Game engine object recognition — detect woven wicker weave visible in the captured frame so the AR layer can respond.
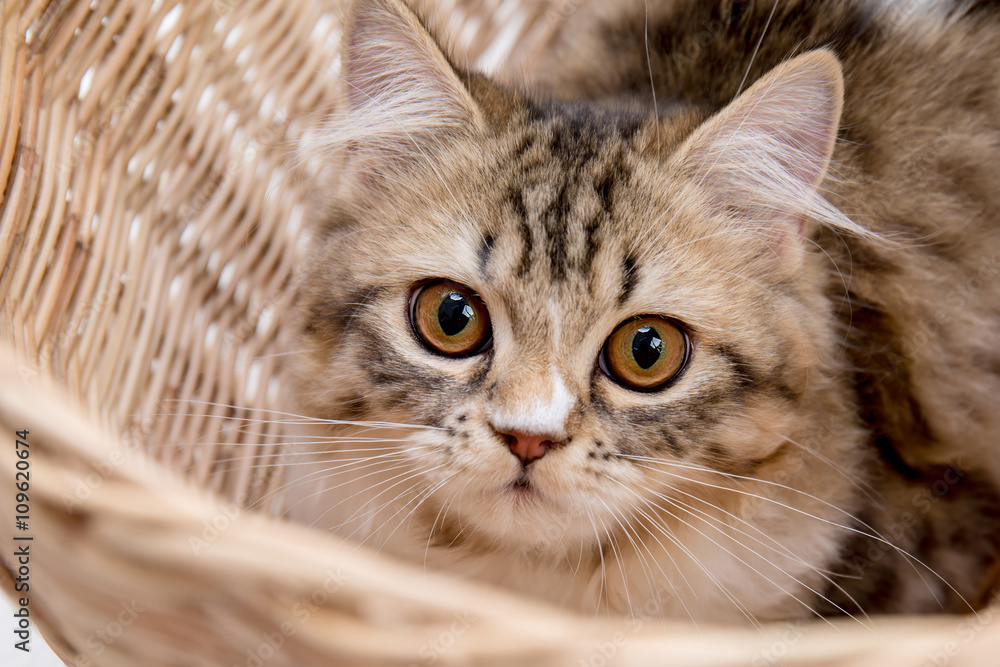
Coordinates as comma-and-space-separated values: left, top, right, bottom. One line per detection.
2, 1, 1000, 665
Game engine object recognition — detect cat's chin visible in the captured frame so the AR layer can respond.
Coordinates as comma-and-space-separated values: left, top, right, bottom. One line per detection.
421, 471, 616, 556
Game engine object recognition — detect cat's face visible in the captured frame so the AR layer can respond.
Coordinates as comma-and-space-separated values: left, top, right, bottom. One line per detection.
292, 0, 866, 617
302, 104, 827, 543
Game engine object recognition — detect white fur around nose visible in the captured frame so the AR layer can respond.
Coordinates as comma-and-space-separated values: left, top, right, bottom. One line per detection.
491, 368, 574, 437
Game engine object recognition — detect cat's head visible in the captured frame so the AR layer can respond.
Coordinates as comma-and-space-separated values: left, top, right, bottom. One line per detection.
294, 0, 864, 601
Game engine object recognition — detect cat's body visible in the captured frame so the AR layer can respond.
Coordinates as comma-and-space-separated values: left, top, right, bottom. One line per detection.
288, 0, 1000, 623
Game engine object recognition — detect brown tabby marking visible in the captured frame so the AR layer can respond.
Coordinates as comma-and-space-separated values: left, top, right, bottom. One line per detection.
288, 0, 1000, 622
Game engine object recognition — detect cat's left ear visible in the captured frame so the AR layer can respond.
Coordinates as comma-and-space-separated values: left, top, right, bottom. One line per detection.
329, 0, 484, 189
674, 50, 844, 269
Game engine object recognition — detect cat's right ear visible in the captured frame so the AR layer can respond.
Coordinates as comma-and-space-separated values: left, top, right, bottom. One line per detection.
327, 0, 484, 190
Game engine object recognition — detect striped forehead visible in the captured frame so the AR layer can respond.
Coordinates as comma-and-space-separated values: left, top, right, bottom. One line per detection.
479, 105, 644, 301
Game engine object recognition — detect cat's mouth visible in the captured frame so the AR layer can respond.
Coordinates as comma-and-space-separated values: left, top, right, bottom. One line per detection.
509, 473, 538, 499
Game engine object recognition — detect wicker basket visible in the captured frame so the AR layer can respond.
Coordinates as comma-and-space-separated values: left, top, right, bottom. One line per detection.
2, 1, 1000, 664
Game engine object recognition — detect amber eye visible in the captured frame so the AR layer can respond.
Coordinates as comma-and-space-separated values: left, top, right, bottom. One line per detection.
410, 280, 492, 357
600, 316, 689, 390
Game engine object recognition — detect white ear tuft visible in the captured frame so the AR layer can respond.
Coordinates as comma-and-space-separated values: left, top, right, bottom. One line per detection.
677, 49, 847, 266
323, 0, 482, 185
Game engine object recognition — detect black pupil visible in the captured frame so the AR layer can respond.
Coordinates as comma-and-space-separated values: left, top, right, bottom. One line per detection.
632, 326, 664, 369
438, 293, 474, 336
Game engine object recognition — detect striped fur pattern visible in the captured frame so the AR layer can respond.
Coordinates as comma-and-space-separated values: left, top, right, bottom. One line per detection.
289, 0, 1000, 623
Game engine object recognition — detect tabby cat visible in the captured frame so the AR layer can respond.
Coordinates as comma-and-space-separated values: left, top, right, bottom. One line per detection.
288, 0, 1000, 623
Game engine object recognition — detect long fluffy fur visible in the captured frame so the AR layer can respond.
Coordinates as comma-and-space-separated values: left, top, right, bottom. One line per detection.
288, 0, 1000, 623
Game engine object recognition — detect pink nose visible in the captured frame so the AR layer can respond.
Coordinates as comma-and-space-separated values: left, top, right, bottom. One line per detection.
498, 430, 563, 465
